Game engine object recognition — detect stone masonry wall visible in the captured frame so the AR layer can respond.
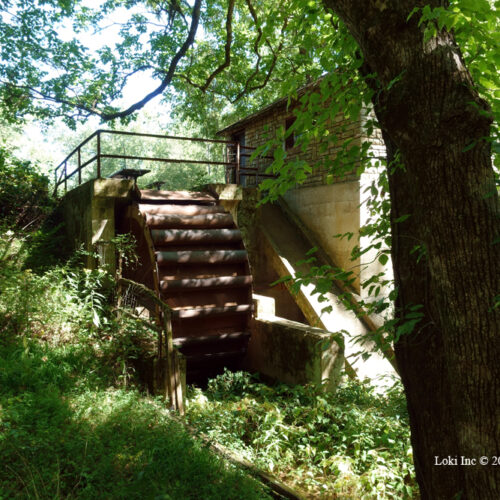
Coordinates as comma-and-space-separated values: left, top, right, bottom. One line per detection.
242, 104, 362, 188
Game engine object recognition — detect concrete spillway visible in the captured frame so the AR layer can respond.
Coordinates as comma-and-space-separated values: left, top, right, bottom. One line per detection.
256, 201, 396, 383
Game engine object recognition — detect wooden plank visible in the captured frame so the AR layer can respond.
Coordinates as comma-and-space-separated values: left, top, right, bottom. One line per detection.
171, 304, 252, 319
156, 249, 248, 265
169, 415, 309, 500
146, 213, 234, 229
151, 228, 242, 245
139, 189, 216, 203
173, 331, 250, 347
160, 275, 252, 291
139, 203, 225, 216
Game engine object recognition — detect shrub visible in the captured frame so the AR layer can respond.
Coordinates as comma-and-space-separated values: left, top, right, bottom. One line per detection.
0, 236, 271, 499
0, 145, 52, 229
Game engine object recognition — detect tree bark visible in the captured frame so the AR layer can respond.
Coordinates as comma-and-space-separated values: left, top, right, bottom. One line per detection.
323, 1, 500, 498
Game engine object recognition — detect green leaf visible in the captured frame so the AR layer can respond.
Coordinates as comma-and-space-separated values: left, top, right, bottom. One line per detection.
378, 253, 389, 266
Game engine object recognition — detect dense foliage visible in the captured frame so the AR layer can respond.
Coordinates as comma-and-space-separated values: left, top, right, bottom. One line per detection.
187, 370, 416, 499
1, 1, 498, 497
0, 237, 272, 499
0, 145, 52, 229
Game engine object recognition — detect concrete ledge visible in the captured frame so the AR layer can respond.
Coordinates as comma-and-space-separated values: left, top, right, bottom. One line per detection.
253, 293, 276, 317
246, 313, 344, 391
206, 183, 244, 201
93, 178, 135, 198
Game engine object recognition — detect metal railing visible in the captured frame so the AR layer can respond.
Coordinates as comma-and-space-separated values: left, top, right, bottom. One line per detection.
53, 129, 274, 195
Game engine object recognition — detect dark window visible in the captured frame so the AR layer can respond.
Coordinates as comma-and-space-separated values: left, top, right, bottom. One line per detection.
285, 116, 296, 150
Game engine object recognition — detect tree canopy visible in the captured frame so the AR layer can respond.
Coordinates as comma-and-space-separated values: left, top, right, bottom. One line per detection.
0, 1, 498, 141
0, 0, 325, 126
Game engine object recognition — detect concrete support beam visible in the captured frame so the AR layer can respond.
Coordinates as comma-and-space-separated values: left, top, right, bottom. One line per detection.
246, 296, 344, 391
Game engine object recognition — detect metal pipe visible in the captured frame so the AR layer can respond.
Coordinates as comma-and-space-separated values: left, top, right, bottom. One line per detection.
52, 128, 273, 192
100, 153, 235, 167
100, 129, 236, 145
54, 130, 99, 170
235, 142, 241, 185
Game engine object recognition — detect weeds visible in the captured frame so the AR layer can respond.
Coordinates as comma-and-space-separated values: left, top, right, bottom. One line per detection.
0, 235, 272, 499
0, 229, 415, 499
186, 370, 416, 499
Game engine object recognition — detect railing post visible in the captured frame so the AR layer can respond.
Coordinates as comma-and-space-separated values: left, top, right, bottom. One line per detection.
64, 161, 67, 193
235, 142, 240, 185
96, 131, 101, 178
224, 145, 230, 183
77, 147, 82, 185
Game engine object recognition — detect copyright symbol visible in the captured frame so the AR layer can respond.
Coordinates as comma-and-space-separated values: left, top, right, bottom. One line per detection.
480, 456, 489, 465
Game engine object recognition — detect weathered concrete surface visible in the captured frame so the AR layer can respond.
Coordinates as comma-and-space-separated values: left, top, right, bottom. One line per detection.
207, 184, 307, 322
283, 182, 361, 291
258, 201, 396, 382
245, 295, 344, 391
203, 184, 398, 383
60, 178, 135, 272
282, 177, 394, 307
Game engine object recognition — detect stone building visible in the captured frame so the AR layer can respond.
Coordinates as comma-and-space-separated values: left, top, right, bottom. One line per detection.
217, 86, 389, 299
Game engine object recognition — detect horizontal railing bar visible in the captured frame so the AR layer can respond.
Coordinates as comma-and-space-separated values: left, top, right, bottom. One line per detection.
80, 154, 98, 170
240, 145, 271, 151
239, 153, 274, 159
54, 129, 276, 194
57, 161, 90, 187
240, 170, 276, 175
241, 173, 276, 178
99, 129, 237, 145
100, 154, 236, 167
65, 167, 80, 181
55, 131, 99, 171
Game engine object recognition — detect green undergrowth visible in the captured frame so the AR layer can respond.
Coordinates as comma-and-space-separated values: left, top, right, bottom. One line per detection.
186, 371, 416, 499
0, 236, 272, 499
1, 231, 416, 499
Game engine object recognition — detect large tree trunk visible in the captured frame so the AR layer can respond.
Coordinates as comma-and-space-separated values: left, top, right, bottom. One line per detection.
323, 1, 500, 498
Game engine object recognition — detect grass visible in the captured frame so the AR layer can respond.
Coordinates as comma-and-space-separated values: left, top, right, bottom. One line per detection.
0, 339, 273, 500
0, 236, 272, 500
0, 232, 417, 499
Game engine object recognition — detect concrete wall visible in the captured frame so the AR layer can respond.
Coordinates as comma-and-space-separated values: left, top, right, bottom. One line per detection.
359, 109, 394, 304
239, 104, 394, 300
207, 184, 308, 323
60, 178, 135, 273
246, 295, 344, 391
283, 181, 361, 291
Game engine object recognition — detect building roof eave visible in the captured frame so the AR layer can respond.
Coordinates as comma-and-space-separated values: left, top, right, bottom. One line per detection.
216, 77, 325, 137
216, 95, 289, 137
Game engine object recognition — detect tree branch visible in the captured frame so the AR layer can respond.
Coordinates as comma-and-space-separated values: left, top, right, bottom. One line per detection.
198, 0, 235, 92
231, 17, 288, 102
1, 80, 97, 118
2, 0, 202, 122
100, 0, 202, 121
109, 65, 155, 100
